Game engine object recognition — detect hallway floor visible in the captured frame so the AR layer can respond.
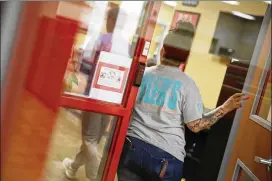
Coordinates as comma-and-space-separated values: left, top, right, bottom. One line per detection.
41, 108, 110, 181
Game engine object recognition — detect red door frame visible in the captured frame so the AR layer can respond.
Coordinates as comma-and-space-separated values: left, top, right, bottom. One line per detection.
59, 2, 162, 181
1, 2, 161, 180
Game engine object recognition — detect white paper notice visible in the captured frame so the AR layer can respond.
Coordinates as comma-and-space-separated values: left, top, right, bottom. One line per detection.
97, 67, 124, 89
142, 41, 150, 56
89, 51, 132, 104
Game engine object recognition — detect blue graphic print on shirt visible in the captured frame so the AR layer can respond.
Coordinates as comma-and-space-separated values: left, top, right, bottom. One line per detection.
137, 74, 182, 110
197, 103, 203, 113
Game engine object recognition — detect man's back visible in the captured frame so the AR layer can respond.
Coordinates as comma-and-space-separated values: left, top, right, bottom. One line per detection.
127, 65, 203, 162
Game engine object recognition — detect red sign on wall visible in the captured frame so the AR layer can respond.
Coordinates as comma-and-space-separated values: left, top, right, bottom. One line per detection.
171, 10, 200, 30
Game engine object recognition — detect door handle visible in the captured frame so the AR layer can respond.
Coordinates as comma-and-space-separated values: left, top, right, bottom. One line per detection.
254, 156, 272, 171
255, 156, 272, 166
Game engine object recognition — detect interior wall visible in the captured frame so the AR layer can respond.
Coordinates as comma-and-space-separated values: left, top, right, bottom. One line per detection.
149, 1, 267, 109
148, 4, 175, 59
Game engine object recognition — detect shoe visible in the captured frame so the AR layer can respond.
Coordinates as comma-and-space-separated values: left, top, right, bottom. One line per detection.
62, 158, 77, 179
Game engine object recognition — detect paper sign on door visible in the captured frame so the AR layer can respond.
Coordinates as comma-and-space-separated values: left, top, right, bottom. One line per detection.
97, 66, 124, 89
142, 41, 150, 56
89, 51, 132, 104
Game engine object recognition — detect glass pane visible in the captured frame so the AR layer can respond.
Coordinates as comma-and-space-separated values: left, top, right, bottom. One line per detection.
42, 108, 117, 181
237, 169, 254, 181
256, 70, 271, 121
62, 1, 145, 104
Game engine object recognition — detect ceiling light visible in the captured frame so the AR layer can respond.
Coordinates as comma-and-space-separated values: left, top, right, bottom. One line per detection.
222, 1, 240, 5
264, 1, 271, 4
232, 11, 256, 20
163, 1, 177, 7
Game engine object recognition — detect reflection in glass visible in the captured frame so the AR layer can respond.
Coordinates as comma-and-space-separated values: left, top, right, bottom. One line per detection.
43, 108, 117, 181
257, 70, 271, 122
237, 169, 254, 181
62, 1, 144, 104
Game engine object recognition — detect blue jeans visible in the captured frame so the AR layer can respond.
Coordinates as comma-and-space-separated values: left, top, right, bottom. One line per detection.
118, 137, 184, 181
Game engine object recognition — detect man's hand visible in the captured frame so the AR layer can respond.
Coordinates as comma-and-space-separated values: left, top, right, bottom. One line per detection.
222, 93, 250, 113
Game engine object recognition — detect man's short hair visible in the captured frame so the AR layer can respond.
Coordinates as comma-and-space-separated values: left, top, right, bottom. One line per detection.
162, 21, 195, 63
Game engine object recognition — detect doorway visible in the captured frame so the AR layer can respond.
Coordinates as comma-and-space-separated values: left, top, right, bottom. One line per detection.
36, 1, 161, 181
143, 1, 270, 181
1, 1, 270, 181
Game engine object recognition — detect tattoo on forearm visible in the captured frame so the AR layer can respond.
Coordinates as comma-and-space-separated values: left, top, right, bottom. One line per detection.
187, 107, 227, 132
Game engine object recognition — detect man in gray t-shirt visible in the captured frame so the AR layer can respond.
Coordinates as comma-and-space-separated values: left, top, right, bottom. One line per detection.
128, 64, 203, 162
117, 22, 249, 181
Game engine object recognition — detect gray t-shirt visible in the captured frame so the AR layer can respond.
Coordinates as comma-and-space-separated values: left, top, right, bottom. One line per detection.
127, 65, 203, 161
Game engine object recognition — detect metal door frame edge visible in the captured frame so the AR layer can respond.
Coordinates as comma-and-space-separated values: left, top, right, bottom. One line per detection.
1, 1, 24, 89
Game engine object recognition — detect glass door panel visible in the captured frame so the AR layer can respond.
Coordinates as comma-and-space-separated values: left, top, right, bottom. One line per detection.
41, 2, 155, 181
2, 1, 161, 181
62, 1, 145, 104
42, 108, 118, 181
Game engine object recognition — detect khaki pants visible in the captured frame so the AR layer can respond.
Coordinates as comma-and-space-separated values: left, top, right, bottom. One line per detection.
71, 112, 111, 180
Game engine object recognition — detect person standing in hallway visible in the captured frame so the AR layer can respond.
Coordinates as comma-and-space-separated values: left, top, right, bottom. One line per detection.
117, 22, 249, 181
62, 7, 130, 181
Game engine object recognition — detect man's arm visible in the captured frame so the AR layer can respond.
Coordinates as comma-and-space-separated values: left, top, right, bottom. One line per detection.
186, 106, 227, 133
186, 93, 249, 133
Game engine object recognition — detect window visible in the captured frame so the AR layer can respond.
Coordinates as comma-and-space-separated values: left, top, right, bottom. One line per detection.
256, 69, 271, 121
232, 159, 259, 181
250, 52, 271, 131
